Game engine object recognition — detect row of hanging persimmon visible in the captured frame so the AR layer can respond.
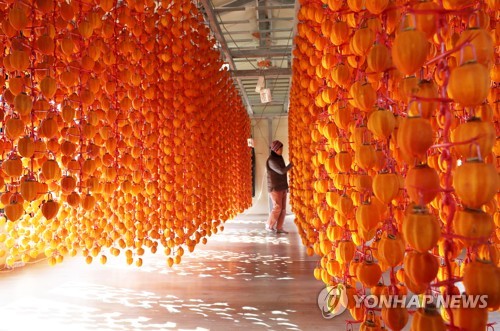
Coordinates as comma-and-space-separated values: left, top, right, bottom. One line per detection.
289, 0, 498, 330
0, 0, 252, 268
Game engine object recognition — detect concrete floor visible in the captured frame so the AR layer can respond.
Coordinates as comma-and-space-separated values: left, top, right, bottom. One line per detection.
0, 213, 497, 331
0, 214, 347, 331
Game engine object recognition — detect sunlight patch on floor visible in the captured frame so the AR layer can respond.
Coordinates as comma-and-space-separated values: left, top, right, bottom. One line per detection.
0, 297, 179, 331
90, 248, 297, 282
0, 280, 307, 331
52, 280, 304, 330
0, 214, 334, 331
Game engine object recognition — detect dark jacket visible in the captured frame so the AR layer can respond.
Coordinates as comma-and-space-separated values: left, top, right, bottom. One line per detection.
266, 151, 292, 192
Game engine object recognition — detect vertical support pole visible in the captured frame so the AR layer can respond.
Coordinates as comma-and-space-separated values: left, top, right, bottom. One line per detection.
268, 117, 273, 213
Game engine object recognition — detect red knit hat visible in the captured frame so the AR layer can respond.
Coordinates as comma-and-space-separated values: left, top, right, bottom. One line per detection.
270, 140, 283, 152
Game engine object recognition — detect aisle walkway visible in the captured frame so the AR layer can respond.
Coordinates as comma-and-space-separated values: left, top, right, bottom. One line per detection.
0, 214, 346, 331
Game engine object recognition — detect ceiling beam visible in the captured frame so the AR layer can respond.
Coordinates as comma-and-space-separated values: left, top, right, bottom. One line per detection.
230, 46, 291, 58
222, 0, 254, 8
242, 79, 290, 84
248, 89, 290, 93
231, 67, 292, 78
249, 101, 286, 105
246, 85, 290, 90
218, 17, 294, 25
199, 0, 254, 115
257, 17, 295, 22
257, 0, 269, 49
222, 28, 291, 35
243, 84, 290, 89
247, 94, 289, 98
223, 0, 294, 7
214, 4, 295, 12
282, 0, 300, 113
250, 113, 288, 119
228, 36, 293, 44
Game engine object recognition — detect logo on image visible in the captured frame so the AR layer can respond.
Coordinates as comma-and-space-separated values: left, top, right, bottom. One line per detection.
317, 284, 348, 319
318, 286, 489, 319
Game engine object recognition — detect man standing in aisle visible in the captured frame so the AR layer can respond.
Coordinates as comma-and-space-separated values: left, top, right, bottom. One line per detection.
266, 140, 293, 234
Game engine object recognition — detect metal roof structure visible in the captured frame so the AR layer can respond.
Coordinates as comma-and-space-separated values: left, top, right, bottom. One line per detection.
199, 0, 298, 118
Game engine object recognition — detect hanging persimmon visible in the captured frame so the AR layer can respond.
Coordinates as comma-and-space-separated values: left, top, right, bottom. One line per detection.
451, 117, 495, 158
357, 258, 383, 287
453, 208, 493, 246
397, 117, 434, 162
4, 198, 25, 222
448, 61, 491, 107
410, 304, 446, 331
377, 233, 405, 267
454, 28, 494, 66
453, 159, 499, 208
41, 199, 59, 220
403, 205, 441, 252
367, 109, 396, 140
407, 80, 438, 119
17, 136, 35, 158
404, 250, 439, 285
405, 164, 440, 205
392, 28, 429, 75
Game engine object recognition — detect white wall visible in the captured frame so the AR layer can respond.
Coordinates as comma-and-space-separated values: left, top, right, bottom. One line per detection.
245, 116, 292, 215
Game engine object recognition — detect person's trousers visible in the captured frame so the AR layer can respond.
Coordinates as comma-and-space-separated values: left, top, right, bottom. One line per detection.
267, 190, 287, 230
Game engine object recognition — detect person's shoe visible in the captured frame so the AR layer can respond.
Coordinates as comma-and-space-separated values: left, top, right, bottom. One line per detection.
265, 226, 275, 233
276, 229, 288, 234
